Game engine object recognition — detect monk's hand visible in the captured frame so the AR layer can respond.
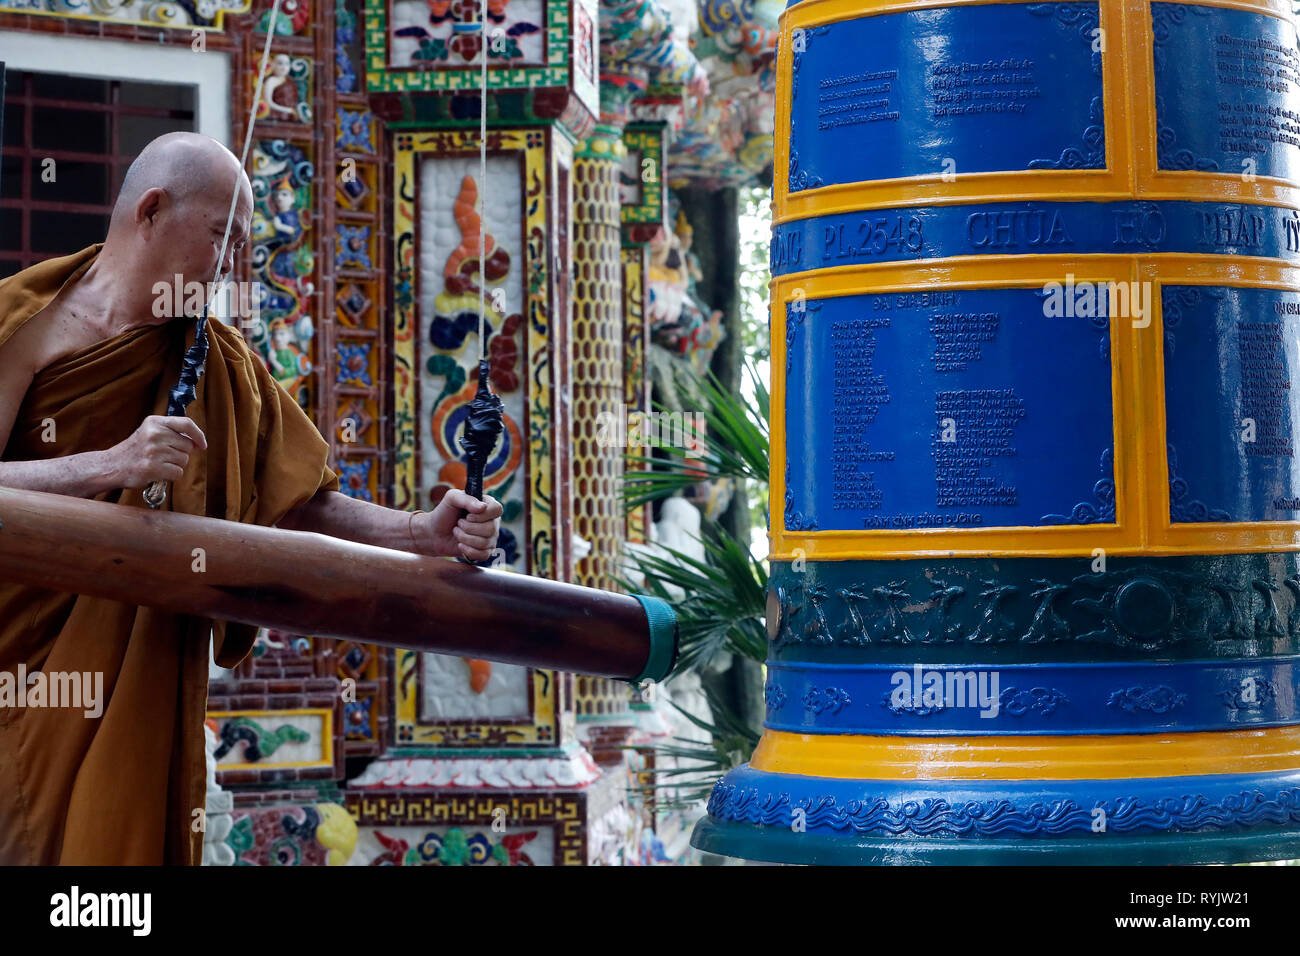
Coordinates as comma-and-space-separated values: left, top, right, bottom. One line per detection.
417, 490, 503, 562
108, 415, 207, 489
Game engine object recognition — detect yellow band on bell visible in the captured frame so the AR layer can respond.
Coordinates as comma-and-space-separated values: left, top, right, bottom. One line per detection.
750, 726, 1300, 781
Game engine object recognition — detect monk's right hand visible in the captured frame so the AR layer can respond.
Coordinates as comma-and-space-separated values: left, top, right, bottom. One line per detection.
109, 415, 208, 488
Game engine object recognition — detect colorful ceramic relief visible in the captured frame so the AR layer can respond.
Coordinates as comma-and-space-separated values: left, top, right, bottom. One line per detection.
348, 782, 626, 865
337, 0, 362, 91
336, 459, 375, 501
350, 825, 552, 865
599, 0, 706, 93
367, 0, 575, 92
647, 210, 722, 368
256, 0, 313, 33
392, 646, 562, 747
418, 159, 527, 562
337, 107, 377, 153
619, 124, 665, 227
350, 749, 601, 788
250, 140, 316, 410
392, 129, 555, 576
0, 0, 249, 29
391, 0, 544, 65
226, 803, 356, 866
421, 654, 530, 719
256, 53, 313, 124
209, 710, 333, 771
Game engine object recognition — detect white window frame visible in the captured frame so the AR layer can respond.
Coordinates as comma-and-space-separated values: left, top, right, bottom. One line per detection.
0, 31, 230, 143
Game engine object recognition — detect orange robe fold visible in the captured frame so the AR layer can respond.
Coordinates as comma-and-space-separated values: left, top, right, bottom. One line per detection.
0, 246, 339, 865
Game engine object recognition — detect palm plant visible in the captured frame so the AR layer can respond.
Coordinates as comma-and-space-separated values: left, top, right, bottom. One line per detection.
639, 685, 762, 810
623, 518, 767, 670
620, 358, 770, 811
621, 357, 769, 511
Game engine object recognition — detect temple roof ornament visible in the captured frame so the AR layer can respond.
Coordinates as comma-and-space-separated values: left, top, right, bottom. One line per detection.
0, 0, 251, 29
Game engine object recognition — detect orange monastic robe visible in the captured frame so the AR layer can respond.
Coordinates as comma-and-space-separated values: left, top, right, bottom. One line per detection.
0, 246, 338, 864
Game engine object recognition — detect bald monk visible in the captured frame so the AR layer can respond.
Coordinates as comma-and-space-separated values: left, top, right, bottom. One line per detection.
0, 132, 503, 865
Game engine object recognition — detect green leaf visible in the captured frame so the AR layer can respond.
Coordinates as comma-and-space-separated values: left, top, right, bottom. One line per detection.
630, 685, 761, 810
618, 519, 767, 672
621, 360, 769, 508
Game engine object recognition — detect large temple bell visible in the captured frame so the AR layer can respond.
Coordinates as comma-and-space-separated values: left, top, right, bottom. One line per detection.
693, 0, 1300, 864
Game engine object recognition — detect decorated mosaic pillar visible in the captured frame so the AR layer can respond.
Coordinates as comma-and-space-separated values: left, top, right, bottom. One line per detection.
332, 0, 390, 756
338, 0, 651, 865
592, 0, 705, 848
572, 123, 630, 592
566, 78, 688, 854
570, 122, 643, 748
694, 0, 1300, 864
569, 74, 691, 837
620, 120, 668, 546
621, 245, 650, 546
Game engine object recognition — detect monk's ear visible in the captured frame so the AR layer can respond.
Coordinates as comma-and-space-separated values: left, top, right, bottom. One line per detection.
134, 187, 169, 235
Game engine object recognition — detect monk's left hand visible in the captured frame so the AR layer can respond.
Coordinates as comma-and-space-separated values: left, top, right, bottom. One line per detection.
419, 490, 503, 562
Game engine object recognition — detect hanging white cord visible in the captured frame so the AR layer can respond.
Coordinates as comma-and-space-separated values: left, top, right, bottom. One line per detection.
143, 0, 283, 510
210, 0, 283, 310
479, 11, 488, 356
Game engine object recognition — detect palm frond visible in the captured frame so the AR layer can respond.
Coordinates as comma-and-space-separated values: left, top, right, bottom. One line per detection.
631, 685, 761, 810
621, 361, 769, 508
618, 519, 767, 671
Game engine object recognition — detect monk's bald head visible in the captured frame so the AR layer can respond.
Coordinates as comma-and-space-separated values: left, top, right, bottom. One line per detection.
104, 132, 254, 298
111, 132, 244, 228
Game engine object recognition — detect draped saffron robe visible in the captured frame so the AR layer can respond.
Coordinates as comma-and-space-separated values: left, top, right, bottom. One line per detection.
0, 246, 338, 864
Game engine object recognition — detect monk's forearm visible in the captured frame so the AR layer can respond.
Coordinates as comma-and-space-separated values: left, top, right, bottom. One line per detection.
0, 450, 119, 499
278, 489, 417, 552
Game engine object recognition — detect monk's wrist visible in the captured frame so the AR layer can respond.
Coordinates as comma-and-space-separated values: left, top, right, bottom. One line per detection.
405, 509, 425, 553
405, 509, 451, 557
86, 449, 122, 496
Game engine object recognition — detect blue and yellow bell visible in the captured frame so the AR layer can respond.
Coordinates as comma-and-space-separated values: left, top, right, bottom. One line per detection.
693, 0, 1300, 864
